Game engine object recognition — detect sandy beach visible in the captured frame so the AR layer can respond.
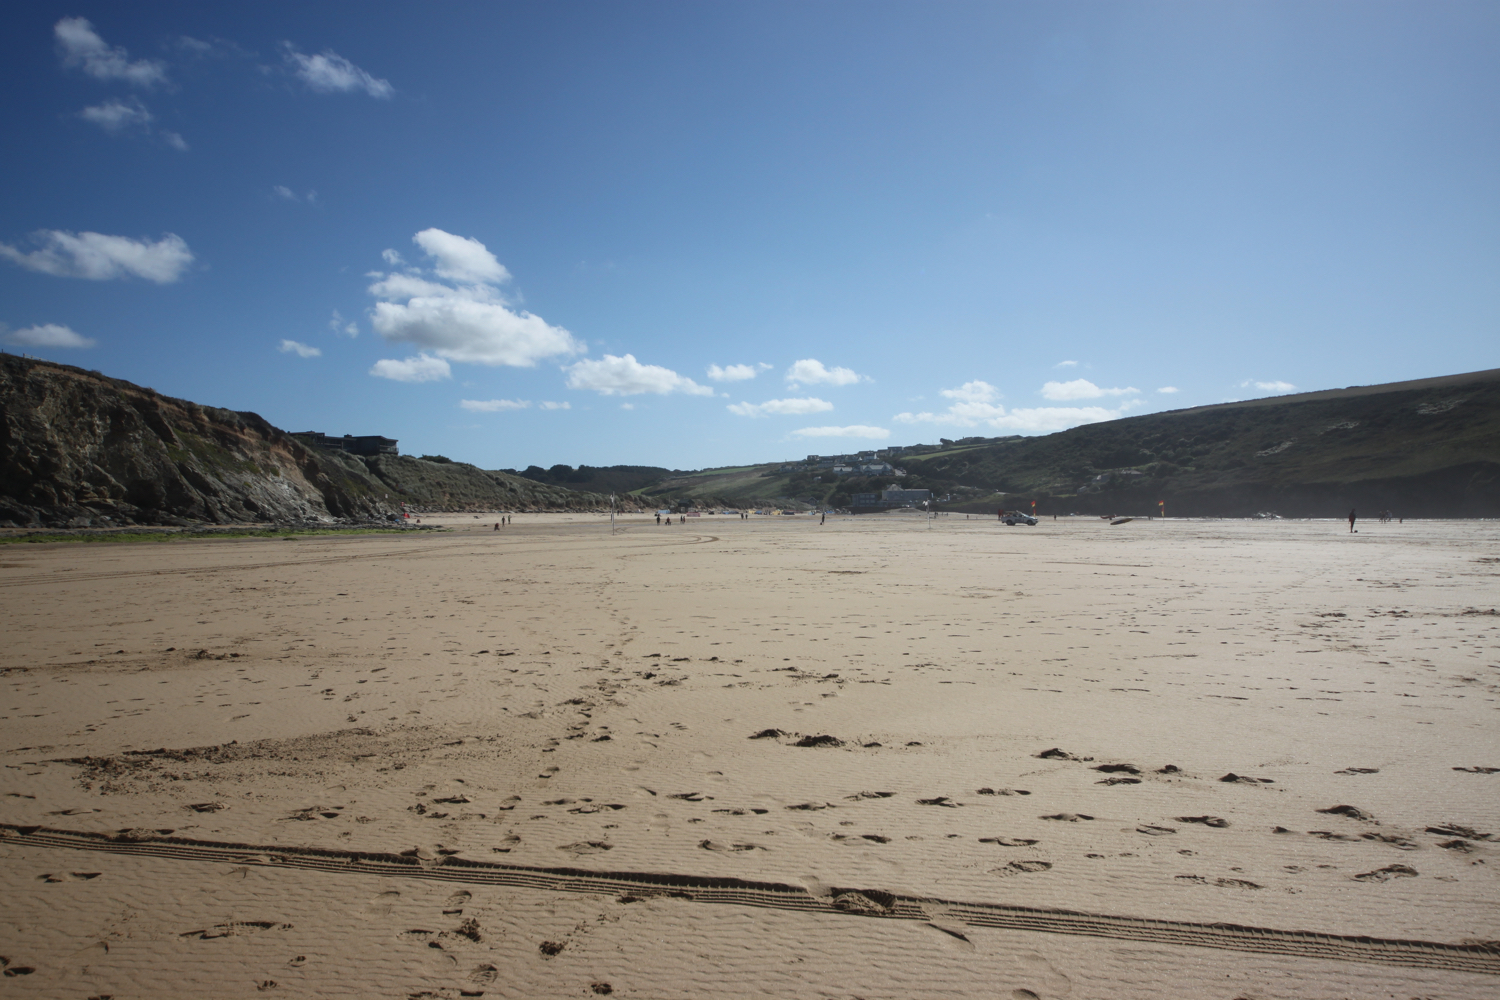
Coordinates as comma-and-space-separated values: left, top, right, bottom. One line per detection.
2, 513, 1498, 998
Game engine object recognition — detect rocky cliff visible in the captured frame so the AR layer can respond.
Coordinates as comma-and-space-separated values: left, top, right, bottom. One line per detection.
0, 356, 627, 528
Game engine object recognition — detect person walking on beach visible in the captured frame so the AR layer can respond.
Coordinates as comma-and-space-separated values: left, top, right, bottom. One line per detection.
1348, 509, 1357, 533
655, 512, 661, 525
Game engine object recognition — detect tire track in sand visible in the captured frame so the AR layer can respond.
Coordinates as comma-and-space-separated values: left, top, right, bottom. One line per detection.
5, 824, 1497, 976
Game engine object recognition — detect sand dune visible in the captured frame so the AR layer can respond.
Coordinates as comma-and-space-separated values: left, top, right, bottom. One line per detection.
2, 513, 1498, 998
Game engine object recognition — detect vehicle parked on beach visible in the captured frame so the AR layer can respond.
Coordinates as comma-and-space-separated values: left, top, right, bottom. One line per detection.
1002, 510, 1038, 525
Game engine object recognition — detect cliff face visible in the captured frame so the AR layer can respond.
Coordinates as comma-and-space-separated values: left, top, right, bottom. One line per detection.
0, 356, 625, 528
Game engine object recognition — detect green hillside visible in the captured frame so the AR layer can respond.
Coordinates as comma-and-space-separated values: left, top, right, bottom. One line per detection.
904, 368, 1500, 517
625, 368, 1500, 517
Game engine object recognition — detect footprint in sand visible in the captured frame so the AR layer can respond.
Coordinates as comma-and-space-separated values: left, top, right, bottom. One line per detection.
1316, 805, 1375, 822
1354, 864, 1418, 882
990, 861, 1053, 877
364, 890, 401, 916
1040, 813, 1093, 822
443, 890, 471, 913
38, 871, 101, 882
1017, 952, 1073, 996
558, 841, 612, 855
1136, 825, 1176, 836
1175, 815, 1229, 828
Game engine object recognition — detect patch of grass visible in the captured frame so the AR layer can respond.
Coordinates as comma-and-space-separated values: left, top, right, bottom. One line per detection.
0, 526, 421, 545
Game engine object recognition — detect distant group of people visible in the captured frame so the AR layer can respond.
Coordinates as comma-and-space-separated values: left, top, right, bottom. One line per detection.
655, 513, 686, 524
492, 515, 511, 529
1348, 508, 1403, 533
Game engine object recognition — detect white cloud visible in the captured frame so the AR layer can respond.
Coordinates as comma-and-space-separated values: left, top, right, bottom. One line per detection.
540, 401, 570, 410
381, 248, 405, 266
707, 362, 771, 382
1157, 386, 1179, 394
790, 425, 890, 440
894, 403, 1140, 434
367, 229, 581, 367
565, 354, 713, 396
79, 97, 151, 133
0, 230, 193, 283
161, 131, 188, 151
460, 398, 529, 412
273, 185, 299, 201
282, 43, 393, 98
620, 403, 636, 410
0, 323, 95, 349
329, 309, 357, 337
278, 339, 321, 358
1242, 379, 1297, 393
55, 17, 166, 87
369, 353, 451, 382
1055, 359, 1079, 368
727, 397, 834, 417
412, 228, 510, 285
786, 358, 865, 386
939, 380, 999, 403
1040, 378, 1139, 401
894, 381, 1143, 433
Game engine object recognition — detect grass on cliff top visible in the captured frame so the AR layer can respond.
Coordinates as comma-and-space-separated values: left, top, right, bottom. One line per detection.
0, 525, 431, 545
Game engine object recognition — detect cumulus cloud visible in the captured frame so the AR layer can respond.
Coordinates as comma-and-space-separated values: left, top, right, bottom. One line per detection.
459, 398, 529, 412
79, 97, 151, 133
278, 339, 321, 358
273, 185, 299, 201
367, 229, 581, 368
1242, 379, 1296, 393
565, 354, 713, 396
55, 17, 167, 87
939, 380, 999, 403
707, 362, 771, 382
786, 358, 865, 386
727, 397, 834, 418
0, 230, 193, 283
369, 354, 451, 382
540, 401, 570, 410
282, 43, 393, 98
1157, 386, 1179, 394
161, 131, 188, 151
412, 228, 510, 284
790, 425, 890, 440
1055, 359, 1079, 368
0, 323, 95, 349
1040, 378, 1139, 401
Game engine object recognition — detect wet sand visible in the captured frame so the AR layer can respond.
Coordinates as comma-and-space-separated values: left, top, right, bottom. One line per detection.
2, 513, 1498, 998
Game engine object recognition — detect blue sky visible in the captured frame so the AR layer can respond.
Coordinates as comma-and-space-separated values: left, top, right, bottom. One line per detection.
2, 2, 1496, 471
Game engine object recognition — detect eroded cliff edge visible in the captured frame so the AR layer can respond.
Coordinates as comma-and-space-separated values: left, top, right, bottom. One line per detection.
0, 356, 625, 527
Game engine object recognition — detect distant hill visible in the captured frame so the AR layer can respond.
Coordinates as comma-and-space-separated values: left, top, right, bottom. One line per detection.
0, 356, 634, 529
501, 463, 678, 496
631, 368, 1500, 517
905, 368, 1500, 517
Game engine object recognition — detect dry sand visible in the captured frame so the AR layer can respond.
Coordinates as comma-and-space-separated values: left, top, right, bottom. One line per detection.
1, 512, 1497, 998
